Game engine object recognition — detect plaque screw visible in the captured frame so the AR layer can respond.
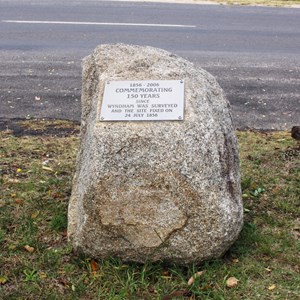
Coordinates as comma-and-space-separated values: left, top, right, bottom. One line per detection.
180, 80, 183, 84
101, 117, 104, 120
107, 81, 110, 84
178, 116, 182, 120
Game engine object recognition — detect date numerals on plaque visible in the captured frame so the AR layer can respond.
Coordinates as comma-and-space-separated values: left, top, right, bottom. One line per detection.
130, 82, 159, 88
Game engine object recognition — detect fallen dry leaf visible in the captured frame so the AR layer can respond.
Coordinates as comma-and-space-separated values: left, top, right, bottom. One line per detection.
15, 199, 24, 204
187, 271, 204, 286
265, 267, 272, 272
52, 192, 62, 199
0, 276, 8, 285
226, 277, 239, 288
31, 211, 39, 219
24, 245, 35, 253
268, 284, 276, 291
163, 290, 191, 300
8, 178, 20, 183
42, 166, 54, 172
39, 272, 47, 279
91, 259, 98, 276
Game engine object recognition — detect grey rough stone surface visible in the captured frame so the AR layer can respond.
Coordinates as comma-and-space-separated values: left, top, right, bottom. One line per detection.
68, 44, 243, 264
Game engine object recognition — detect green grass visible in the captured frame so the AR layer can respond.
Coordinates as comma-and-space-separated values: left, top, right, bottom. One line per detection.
0, 121, 299, 299
151, 0, 300, 8
215, 0, 300, 7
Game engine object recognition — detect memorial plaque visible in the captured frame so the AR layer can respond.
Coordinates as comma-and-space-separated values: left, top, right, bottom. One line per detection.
99, 80, 184, 121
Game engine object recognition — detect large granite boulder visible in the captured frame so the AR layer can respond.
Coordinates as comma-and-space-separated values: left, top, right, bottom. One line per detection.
68, 44, 243, 264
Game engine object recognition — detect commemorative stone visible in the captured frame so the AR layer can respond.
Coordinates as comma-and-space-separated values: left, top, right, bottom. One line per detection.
68, 44, 243, 263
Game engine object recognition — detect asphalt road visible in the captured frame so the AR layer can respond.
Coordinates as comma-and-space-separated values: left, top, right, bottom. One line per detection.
0, 0, 299, 130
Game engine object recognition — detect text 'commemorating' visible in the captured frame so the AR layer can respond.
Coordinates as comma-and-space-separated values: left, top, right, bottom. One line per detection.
99, 80, 184, 121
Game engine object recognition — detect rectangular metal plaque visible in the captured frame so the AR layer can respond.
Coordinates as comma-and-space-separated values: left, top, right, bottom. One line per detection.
99, 80, 184, 121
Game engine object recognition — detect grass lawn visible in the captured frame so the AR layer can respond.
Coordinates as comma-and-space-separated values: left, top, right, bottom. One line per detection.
0, 120, 299, 299
210, 0, 300, 6
135, 0, 300, 7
